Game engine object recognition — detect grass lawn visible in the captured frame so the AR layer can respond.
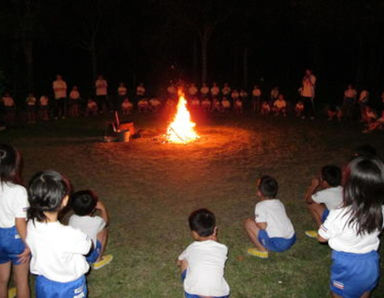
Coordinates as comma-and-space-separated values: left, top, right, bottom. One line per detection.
2, 111, 384, 297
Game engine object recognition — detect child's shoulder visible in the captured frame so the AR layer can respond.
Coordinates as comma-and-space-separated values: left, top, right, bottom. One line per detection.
189, 240, 228, 253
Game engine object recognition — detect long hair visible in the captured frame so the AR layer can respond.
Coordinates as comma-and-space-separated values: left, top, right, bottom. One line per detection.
27, 170, 71, 222
344, 157, 384, 235
0, 144, 21, 185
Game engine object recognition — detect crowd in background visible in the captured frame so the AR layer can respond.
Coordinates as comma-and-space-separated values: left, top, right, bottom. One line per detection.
1, 70, 384, 133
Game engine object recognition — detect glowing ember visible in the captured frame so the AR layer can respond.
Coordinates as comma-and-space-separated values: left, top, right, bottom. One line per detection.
166, 91, 199, 143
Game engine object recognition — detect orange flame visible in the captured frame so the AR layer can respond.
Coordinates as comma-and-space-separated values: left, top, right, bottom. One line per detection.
166, 91, 199, 143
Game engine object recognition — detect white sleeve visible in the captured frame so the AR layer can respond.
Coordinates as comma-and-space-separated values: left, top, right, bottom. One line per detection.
178, 246, 189, 261
311, 189, 326, 204
94, 216, 106, 233
318, 210, 338, 240
13, 186, 29, 219
255, 203, 267, 223
64, 227, 92, 255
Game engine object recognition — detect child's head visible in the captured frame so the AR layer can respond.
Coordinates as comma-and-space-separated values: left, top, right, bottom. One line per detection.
321, 165, 341, 187
344, 157, 384, 235
71, 190, 97, 216
257, 175, 278, 198
352, 144, 377, 159
0, 144, 20, 184
188, 208, 216, 239
27, 170, 71, 222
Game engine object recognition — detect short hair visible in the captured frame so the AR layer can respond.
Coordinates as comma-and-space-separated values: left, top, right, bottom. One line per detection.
321, 165, 341, 187
188, 208, 216, 237
258, 175, 278, 198
71, 190, 97, 216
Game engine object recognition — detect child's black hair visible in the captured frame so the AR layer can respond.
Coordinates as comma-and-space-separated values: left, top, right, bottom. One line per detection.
71, 190, 97, 216
258, 175, 278, 198
344, 157, 384, 235
352, 144, 377, 159
188, 208, 216, 237
321, 165, 341, 187
27, 170, 71, 222
0, 144, 21, 184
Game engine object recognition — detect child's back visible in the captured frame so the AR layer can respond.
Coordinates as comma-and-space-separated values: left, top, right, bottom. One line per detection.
179, 240, 229, 296
178, 209, 230, 298
255, 199, 294, 240
27, 220, 90, 282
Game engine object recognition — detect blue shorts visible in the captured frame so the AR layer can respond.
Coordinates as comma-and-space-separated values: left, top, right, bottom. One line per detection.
258, 230, 296, 252
321, 209, 330, 223
181, 270, 229, 298
86, 240, 101, 264
330, 250, 379, 297
36, 275, 87, 298
0, 226, 25, 265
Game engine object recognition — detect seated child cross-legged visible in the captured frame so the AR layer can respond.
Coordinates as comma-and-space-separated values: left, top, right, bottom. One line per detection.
26, 171, 92, 298
244, 176, 296, 258
69, 190, 113, 270
318, 157, 384, 298
177, 209, 230, 298
304, 165, 343, 238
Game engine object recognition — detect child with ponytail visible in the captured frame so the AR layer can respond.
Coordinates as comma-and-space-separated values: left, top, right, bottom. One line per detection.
0, 144, 30, 298
26, 170, 92, 298
318, 157, 384, 297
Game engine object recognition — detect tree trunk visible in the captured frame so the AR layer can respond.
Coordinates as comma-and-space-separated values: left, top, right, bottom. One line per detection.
200, 36, 208, 84
193, 38, 198, 82
23, 38, 34, 92
243, 47, 248, 89
90, 43, 98, 81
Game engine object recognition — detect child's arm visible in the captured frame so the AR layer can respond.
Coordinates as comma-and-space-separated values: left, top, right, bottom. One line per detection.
15, 218, 30, 263
256, 222, 267, 230
96, 200, 109, 227
305, 177, 321, 204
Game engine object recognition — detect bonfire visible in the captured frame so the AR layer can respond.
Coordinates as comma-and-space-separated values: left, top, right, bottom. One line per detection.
166, 91, 199, 144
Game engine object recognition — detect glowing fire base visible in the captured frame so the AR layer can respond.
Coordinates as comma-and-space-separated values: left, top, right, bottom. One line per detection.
166, 93, 199, 144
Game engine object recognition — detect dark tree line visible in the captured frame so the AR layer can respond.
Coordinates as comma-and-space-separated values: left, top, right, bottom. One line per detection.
1, 0, 384, 100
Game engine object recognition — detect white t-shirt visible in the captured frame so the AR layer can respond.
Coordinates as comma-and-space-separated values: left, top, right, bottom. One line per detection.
69, 215, 106, 246
312, 186, 343, 210
0, 182, 29, 228
53, 80, 67, 99
69, 90, 80, 100
255, 199, 295, 239
318, 206, 384, 253
27, 220, 91, 282
95, 79, 108, 96
301, 74, 316, 97
178, 240, 230, 297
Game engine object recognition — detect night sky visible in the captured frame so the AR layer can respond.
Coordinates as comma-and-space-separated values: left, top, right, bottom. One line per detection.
1, 0, 384, 105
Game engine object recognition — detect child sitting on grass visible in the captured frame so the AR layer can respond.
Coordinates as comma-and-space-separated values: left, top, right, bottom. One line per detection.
318, 157, 384, 297
177, 209, 230, 298
69, 190, 113, 270
244, 176, 296, 258
304, 165, 343, 238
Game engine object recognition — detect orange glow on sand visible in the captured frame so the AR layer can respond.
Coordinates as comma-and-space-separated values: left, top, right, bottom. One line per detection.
166, 91, 199, 144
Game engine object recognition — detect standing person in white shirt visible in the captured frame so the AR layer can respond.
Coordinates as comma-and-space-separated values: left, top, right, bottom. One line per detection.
318, 157, 384, 298
304, 165, 343, 238
300, 69, 317, 119
0, 144, 30, 298
69, 190, 113, 270
52, 74, 67, 119
177, 209, 230, 298
244, 175, 296, 258
252, 85, 262, 113
69, 86, 80, 117
38, 95, 49, 121
342, 84, 357, 120
26, 171, 92, 298
221, 83, 231, 101
95, 75, 109, 113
